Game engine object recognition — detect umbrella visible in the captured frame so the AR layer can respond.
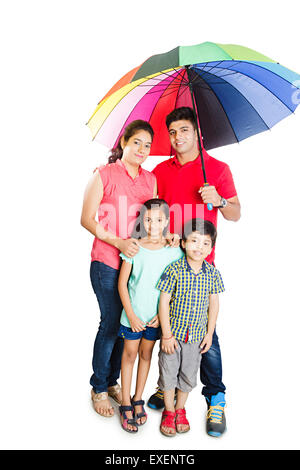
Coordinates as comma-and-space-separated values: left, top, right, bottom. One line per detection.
87, 41, 300, 208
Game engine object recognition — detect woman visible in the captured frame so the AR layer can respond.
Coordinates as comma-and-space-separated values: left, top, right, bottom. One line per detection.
81, 120, 157, 417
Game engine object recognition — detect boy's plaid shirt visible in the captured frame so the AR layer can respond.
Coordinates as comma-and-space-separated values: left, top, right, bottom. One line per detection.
156, 256, 225, 343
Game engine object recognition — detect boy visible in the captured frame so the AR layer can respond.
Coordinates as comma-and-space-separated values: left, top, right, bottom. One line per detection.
157, 218, 225, 437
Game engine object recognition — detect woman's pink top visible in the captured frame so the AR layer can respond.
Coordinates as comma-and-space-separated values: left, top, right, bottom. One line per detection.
91, 159, 156, 270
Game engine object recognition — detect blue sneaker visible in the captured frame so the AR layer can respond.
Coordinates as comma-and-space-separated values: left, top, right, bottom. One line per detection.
206, 392, 226, 437
147, 388, 178, 410
147, 388, 164, 410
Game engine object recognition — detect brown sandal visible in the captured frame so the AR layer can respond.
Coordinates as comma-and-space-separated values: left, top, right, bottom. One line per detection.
91, 390, 114, 417
108, 384, 122, 405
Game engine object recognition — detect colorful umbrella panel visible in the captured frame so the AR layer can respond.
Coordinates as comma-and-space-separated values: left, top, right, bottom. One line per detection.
87, 42, 300, 155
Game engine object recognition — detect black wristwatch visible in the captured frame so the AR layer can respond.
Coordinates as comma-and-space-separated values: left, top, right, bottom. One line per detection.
217, 197, 228, 209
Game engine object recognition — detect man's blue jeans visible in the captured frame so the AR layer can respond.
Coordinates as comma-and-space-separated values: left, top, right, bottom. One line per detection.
200, 330, 226, 399
90, 261, 124, 393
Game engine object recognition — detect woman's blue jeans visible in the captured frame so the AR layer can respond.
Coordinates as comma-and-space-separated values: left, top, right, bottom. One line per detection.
90, 261, 124, 393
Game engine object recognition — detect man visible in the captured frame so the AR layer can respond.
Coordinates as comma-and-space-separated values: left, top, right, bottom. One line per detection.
149, 106, 241, 437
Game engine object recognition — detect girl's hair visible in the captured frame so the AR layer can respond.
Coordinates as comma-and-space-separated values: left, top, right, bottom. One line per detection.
108, 120, 154, 164
131, 198, 170, 239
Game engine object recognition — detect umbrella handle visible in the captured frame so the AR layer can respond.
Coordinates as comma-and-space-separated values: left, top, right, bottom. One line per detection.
203, 183, 213, 211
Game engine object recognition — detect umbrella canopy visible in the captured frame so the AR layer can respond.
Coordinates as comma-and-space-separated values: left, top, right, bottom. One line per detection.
87, 41, 300, 155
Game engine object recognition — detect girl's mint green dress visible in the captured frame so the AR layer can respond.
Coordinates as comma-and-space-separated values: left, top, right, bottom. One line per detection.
120, 245, 183, 328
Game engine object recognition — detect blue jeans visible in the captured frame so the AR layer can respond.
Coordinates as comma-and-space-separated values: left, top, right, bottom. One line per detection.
119, 324, 161, 341
200, 330, 226, 398
90, 261, 124, 393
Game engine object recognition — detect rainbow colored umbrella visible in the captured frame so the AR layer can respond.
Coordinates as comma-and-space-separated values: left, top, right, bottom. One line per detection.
88, 41, 300, 210
87, 41, 300, 157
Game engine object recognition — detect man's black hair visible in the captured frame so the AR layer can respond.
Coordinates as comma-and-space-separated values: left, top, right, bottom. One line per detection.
166, 107, 197, 130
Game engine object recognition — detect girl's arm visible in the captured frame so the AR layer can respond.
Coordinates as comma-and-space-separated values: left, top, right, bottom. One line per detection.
118, 260, 146, 332
200, 293, 219, 354
80, 171, 139, 257
158, 292, 178, 354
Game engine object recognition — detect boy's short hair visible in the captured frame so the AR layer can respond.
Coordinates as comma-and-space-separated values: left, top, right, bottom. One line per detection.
182, 218, 217, 248
166, 107, 197, 130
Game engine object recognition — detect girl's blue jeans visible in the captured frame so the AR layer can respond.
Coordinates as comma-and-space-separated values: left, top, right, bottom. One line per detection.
90, 261, 124, 393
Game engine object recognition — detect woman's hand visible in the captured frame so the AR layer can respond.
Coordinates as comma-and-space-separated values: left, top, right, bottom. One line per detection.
200, 333, 213, 354
162, 336, 178, 354
117, 238, 140, 257
165, 232, 180, 248
147, 315, 159, 328
129, 315, 146, 332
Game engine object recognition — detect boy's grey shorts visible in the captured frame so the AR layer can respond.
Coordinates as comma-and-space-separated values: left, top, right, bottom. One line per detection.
158, 339, 202, 393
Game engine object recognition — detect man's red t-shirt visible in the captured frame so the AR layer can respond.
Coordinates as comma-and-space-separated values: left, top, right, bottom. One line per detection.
152, 150, 237, 264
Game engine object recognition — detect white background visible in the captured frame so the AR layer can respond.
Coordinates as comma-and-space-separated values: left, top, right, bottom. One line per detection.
1, 0, 300, 451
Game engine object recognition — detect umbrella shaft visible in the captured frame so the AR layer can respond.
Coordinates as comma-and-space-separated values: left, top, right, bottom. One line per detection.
185, 66, 207, 184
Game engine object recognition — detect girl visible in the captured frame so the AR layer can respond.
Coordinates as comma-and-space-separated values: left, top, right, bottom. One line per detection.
117, 199, 184, 433
81, 121, 157, 418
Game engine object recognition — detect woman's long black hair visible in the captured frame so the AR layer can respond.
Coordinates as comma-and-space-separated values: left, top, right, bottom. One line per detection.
108, 120, 154, 164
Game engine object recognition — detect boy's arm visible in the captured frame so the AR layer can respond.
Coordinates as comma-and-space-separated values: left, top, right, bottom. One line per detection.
118, 260, 146, 332
200, 293, 219, 354
158, 292, 178, 354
